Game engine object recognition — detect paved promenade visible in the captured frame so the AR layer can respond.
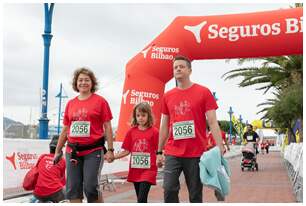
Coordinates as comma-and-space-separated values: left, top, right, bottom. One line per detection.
5, 146, 297, 203
101, 150, 296, 203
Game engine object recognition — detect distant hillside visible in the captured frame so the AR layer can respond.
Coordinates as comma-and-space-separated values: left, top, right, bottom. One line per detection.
3, 117, 23, 130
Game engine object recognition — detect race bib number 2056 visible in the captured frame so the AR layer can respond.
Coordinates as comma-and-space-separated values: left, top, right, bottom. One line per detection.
70, 121, 90, 137
173, 120, 195, 140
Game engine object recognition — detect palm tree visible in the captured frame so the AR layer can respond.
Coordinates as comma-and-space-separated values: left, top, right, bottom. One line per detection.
257, 83, 303, 143
222, 55, 303, 143
291, 3, 303, 8
222, 55, 302, 94
222, 4, 303, 143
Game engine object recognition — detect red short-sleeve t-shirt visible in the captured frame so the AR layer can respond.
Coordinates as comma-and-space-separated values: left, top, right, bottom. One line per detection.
63, 93, 113, 156
207, 130, 227, 150
122, 126, 159, 185
161, 83, 218, 157
34, 154, 66, 197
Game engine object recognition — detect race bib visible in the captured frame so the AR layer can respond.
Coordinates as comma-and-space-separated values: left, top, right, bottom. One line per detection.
131, 152, 151, 169
70, 121, 90, 137
247, 135, 253, 141
173, 120, 195, 140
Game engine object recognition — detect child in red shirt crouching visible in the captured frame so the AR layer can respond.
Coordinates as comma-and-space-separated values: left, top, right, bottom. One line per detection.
33, 136, 66, 202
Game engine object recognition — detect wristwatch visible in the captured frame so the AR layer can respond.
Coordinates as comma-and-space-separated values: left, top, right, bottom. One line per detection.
108, 148, 114, 152
156, 151, 163, 155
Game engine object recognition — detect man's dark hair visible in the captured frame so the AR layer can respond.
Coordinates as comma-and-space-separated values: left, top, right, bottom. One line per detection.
49, 135, 59, 154
50, 146, 56, 154
173, 55, 192, 68
247, 124, 253, 129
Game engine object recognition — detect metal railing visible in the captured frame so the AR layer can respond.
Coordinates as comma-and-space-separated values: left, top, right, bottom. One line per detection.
282, 143, 303, 202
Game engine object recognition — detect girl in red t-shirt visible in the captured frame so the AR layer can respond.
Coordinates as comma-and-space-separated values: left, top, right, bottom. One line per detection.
114, 102, 159, 203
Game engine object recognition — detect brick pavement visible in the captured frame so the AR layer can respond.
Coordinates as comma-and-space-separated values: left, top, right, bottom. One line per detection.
4, 147, 296, 203
103, 152, 296, 203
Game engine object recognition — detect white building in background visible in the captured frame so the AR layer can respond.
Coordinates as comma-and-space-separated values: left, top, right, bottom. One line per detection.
256, 128, 279, 146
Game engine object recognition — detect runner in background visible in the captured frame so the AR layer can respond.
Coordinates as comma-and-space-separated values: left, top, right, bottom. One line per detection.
54, 67, 114, 203
114, 102, 159, 203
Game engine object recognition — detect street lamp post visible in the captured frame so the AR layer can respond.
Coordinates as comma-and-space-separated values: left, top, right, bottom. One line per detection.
239, 114, 243, 143
228, 106, 234, 144
38, 3, 55, 139
55, 83, 68, 135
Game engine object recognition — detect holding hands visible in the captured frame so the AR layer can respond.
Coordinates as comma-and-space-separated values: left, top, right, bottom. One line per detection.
156, 153, 165, 168
104, 149, 115, 163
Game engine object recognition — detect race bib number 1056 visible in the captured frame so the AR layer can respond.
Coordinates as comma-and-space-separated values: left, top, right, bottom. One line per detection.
131, 152, 150, 169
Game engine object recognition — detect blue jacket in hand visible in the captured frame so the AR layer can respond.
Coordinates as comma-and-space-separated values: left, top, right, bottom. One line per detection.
199, 146, 231, 198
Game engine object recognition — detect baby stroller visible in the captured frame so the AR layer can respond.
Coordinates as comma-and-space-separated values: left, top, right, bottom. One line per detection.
241, 143, 258, 171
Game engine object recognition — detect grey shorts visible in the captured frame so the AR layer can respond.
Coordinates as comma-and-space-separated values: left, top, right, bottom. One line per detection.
66, 149, 104, 202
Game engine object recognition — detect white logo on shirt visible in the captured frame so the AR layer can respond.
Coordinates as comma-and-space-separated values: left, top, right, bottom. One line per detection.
174, 100, 191, 116
72, 108, 88, 121
133, 139, 149, 152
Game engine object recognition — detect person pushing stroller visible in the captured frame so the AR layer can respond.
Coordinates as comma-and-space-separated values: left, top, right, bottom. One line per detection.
243, 124, 260, 154
241, 124, 260, 171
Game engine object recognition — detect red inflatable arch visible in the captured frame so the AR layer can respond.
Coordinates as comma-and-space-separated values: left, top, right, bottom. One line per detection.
116, 8, 303, 141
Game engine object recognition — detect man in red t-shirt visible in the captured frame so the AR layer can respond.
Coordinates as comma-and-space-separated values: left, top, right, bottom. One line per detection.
33, 136, 66, 203
156, 55, 225, 203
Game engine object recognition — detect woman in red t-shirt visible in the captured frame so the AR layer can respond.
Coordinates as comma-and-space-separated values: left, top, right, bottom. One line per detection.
53, 67, 114, 203
114, 102, 159, 203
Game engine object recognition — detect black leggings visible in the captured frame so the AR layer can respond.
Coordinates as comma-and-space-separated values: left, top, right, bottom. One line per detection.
133, 181, 152, 203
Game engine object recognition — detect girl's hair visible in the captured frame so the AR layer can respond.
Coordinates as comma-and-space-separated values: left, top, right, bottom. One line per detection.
131, 102, 154, 128
72, 67, 98, 93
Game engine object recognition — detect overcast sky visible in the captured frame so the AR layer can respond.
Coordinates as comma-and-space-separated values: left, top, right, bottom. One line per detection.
3, 3, 292, 127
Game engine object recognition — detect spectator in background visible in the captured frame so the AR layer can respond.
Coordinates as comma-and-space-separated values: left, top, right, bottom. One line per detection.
265, 140, 270, 154
206, 122, 230, 152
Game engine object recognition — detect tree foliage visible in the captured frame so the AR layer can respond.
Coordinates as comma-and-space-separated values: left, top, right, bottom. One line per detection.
222, 55, 303, 143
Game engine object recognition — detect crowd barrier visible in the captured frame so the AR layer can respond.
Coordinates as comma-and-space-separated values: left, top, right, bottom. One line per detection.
3, 138, 128, 200
282, 143, 303, 202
